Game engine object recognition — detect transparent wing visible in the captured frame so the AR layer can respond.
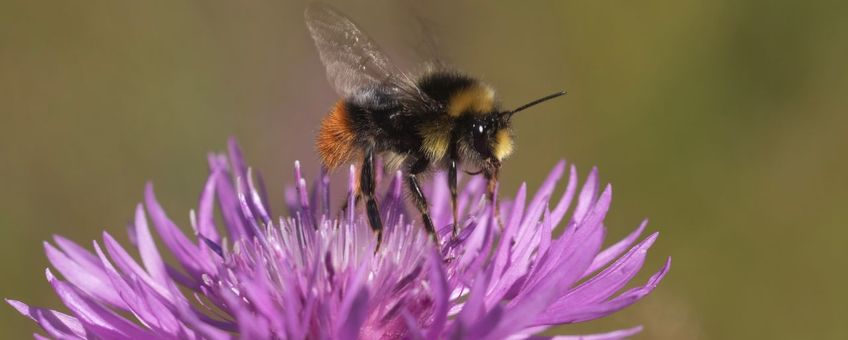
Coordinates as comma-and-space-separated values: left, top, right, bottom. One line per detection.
403, 0, 451, 71
305, 2, 414, 97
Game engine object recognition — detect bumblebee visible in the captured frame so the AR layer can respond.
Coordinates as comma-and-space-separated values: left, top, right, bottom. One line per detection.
306, 3, 564, 249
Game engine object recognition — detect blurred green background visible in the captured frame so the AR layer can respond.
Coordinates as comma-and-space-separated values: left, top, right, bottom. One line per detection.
1, 0, 846, 339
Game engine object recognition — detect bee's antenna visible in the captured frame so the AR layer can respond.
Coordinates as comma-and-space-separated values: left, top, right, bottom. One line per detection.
503, 90, 567, 118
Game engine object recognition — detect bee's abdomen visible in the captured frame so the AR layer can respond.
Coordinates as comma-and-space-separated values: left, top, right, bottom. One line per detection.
316, 100, 360, 169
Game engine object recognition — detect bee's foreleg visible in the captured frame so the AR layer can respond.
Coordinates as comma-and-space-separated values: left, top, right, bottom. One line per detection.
361, 147, 384, 251
485, 166, 505, 231
407, 157, 439, 245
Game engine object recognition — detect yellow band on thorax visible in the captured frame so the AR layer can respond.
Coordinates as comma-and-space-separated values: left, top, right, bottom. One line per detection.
447, 83, 495, 117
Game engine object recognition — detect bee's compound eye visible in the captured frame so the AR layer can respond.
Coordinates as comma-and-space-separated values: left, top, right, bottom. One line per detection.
471, 122, 492, 157
471, 123, 484, 136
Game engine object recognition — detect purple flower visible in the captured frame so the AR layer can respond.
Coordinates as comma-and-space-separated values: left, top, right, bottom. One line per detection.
8, 139, 670, 339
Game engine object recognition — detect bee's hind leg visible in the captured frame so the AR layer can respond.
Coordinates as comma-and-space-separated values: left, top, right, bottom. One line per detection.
361, 147, 384, 251
407, 157, 439, 245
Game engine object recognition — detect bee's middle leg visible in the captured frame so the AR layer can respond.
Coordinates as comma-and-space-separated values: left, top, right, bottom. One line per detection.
407, 157, 439, 244
448, 158, 459, 238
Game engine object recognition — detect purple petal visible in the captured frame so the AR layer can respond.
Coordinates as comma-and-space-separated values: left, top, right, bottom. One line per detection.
457, 268, 492, 327
214, 165, 251, 240
556, 232, 659, 307
428, 172, 450, 228
455, 208, 492, 271
52, 235, 102, 274
572, 167, 599, 223
537, 257, 671, 325
236, 308, 271, 340
455, 175, 486, 227
506, 183, 528, 233
549, 164, 578, 228
240, 269, 287, 336
462, 212, 496, 283
253, 169, 273, 219
489, 189, 608, 338
7, 299, 85, 339
401, 310, 425, 340
381, 171, 406, 228
100, 232, 171, 299
296, 175, 316, 231
247, 168, 272, 224
336, 264, 371, 340
196, 171, 220, 242
92, 240, 183, 335
426, 249, 449, 339
517, 185, 612, 299
465, 304, 504, 338
483, 284, 557, 340
537, 208, 553, 259
47, 269, 152, 339
133, 204, 170, 286
585, 220, 647, 275
144, 183, 214, 275
319, 167, 331, 217
172, 287, 232, 340
491, 183, 527, 281
524, 160, 566, 226
538, 325, 643, 340
486, 179, 561, 308
234, 178, 269, 243
227, 137, 248, 181
43, 241, 128, 309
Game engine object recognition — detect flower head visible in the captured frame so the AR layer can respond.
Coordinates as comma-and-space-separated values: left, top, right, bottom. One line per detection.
8, 139, 670, 339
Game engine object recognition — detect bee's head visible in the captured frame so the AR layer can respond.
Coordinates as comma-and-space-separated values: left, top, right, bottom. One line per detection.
457, 90, 566, 174
466, 113, 514, 164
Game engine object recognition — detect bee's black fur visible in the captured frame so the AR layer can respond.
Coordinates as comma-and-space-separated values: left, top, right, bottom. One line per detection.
417, 72, 478, 105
